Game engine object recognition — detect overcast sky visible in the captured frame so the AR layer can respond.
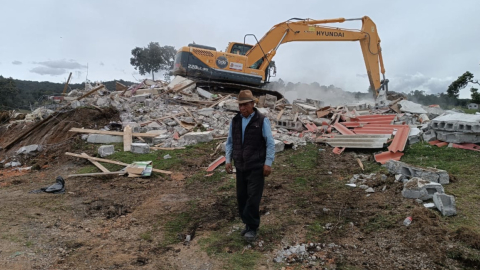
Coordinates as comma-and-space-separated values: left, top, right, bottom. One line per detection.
1, 0, 479, 98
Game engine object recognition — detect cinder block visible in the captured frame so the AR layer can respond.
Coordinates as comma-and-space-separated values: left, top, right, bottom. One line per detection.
131, 143, 150, 154
422, 130, 437, 142
274, 139, 285, 153
182, 132, 213, 143
275, 120, 303, 131
384, 160, 449, 184
87, 134, 123, 144
401, 177, 444, 201
98, 145, 114, 157
433, 193, 456, 216
436, 131, 480, 144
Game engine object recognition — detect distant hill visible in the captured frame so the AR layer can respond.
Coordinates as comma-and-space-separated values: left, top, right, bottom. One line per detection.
0, 76, 136, 111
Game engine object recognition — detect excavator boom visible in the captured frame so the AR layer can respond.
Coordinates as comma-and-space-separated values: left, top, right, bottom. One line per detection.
172, 16, 388, 105
245, 16, 387, 97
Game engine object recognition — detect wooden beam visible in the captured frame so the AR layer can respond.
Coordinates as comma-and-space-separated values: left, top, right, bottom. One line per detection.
81, 153, 110, 173
276, 109, 284, 121
68, 128, 159, 138
208, 95, 231, 108
151, 147, 186, 150
123, 125, 132, 152
65, 152, 172, 175
68, 171, 125, 178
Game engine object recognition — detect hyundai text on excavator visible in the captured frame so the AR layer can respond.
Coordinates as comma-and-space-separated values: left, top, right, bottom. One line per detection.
172, 16, 389, 106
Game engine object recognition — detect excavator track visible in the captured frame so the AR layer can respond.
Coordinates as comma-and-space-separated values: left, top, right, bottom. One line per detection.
191, 79, 284, 100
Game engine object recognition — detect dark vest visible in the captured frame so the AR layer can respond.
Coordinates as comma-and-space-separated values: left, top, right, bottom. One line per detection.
232, 108, 266, 171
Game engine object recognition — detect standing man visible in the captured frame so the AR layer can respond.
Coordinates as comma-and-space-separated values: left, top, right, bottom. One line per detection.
225, 90, 275, 241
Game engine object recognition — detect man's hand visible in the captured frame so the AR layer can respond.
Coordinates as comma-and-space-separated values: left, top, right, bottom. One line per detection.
226, 163, 233, 174
263, 165, 272, 177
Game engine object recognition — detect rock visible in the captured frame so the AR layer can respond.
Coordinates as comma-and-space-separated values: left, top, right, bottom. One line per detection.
5, 161, 21, 168
16, 144, 42, 155
359, 185, 369, 190
365, 188, 375, 193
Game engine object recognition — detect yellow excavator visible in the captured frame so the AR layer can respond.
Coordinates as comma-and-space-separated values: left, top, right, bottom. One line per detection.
172, 16, 389, 105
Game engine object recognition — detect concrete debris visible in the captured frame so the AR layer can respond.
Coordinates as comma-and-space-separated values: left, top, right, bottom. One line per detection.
384, 160, 449, 184
5, 161, 22, 168
422, 129, 437, 142
433, 193, 457, 216
183, 131, 213, 143
401, 177, 444, 201
429, 112, 480, 143
398, 100, 427, 114
131, 143, 150, 154
16, 144, 43, 155
87, 134, 123, 144
274, 140, 285, 153
98, 145, 115, 157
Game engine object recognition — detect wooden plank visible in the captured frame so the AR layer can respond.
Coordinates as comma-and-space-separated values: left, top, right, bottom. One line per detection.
276, 109, 284, 121
65, 152, 172, 175
68, 128, 158, 138
68, 171, 125, 178
182, 106, 199, 124
140, 112, 187, 126
123, 126, 132, 152
208, 95, 231, 108
151, 147, 186, 150
81, 153, 110, 173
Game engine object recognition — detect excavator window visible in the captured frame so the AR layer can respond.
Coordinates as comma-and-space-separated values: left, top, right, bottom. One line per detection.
229, 43, 252, 56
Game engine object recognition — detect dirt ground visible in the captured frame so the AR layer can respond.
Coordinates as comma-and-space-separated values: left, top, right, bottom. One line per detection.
1, 108, 479, 270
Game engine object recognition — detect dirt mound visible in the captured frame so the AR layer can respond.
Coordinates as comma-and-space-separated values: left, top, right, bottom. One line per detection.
0, 107, 120, 165
455, 226, 480, 250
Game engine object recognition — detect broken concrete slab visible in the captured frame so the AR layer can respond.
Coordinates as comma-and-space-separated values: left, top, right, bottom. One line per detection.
264, 94, 277, 109
274, 140, 285, 153
131, 143, 150, 154
398, 100, 427, 114
5, 161, 21, 168
384, 160, 449, 184
182, 131, 213, 143
98, 145, 114, 157
196, 87, 213, 99
433, 193, 457, 216
402, 177, 444, 201
408, 127, 422, 145
87, 134, 123, 144
430, 112, 480, 134
16, 144, 43, 155
275, 119, 303, 131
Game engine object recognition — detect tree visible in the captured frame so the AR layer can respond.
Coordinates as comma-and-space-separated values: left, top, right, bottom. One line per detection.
471, 88, 480, 104
0, 76, 19, 110
130, 42, 176, 80
447, 71, 480, 98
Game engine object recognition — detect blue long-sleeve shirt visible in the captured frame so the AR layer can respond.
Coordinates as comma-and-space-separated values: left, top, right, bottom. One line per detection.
225, 112, 275, 166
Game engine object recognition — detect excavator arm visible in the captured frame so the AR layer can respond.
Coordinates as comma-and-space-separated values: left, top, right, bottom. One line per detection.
245, 16, 388, 100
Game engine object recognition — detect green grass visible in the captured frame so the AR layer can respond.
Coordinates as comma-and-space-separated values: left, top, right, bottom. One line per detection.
159, 200, 198, 246
218, 176, 236, 191
285, 143, 318, 170
363, 214, 400, 233
401, 142, 480, 233
140, 231, 152, 242
464, 109, 479, 114
198, 228, 261, 270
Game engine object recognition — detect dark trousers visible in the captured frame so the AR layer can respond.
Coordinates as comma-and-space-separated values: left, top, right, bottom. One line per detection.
236, 167, 265, 230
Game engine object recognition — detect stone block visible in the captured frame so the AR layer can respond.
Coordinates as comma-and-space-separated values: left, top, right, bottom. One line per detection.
274, 139, 285, 153
98, 145, 114, 157
183, 132, 213, 143
401, 177, 444, 201
131, 143, 150, 154
384, 160, 449, 184
87, 134, 123, 144
16, 144, 42, 155
433, 193, 457, 216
